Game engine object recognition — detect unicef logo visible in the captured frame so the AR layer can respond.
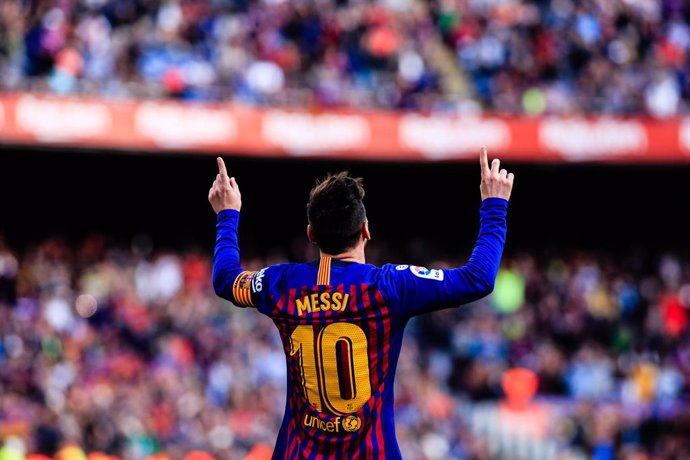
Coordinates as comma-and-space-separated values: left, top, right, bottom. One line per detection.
342, 415, 362, 432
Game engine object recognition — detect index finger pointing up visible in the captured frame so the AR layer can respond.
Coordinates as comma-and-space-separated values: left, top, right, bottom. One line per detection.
217, 157, 228, 176
480, 147, 490, 177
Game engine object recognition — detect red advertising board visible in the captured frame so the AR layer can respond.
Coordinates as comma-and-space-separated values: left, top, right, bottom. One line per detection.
1, 93, 688, 162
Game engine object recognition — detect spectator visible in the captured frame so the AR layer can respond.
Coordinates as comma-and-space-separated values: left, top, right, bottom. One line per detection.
1, 0, 687, 115
0, 236, 689, 459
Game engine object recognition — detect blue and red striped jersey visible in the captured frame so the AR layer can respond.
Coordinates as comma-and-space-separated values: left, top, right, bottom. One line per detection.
212, 198, 508, 459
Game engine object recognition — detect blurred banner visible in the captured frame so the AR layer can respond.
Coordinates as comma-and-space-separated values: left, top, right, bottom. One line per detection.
1, 93, 689, 162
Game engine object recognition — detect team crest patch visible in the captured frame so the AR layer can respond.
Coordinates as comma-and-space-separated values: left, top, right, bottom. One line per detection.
232, 271, 256, 307
395, 265, 409, 271
342, 415, 362, 432
410, 266, 444, 281
236, 271, 253, 289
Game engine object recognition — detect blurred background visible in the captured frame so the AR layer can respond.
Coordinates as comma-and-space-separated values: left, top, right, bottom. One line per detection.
1, 0, 690, 460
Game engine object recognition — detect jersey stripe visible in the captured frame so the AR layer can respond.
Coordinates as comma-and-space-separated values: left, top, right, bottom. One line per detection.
274, 293, 286, 316
286, 288, 297, 316
286, 416, 298, 458
317, 256, 331, 285
340, 427, 352, 459
361, 285, 380, 458
375, 290, 390, 457
302, 432, 314, 459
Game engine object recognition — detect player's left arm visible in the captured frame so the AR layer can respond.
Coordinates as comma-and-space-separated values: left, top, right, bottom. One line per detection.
209, 157, 253, 307
380, 148, 512, 317
381, 199, 507, 316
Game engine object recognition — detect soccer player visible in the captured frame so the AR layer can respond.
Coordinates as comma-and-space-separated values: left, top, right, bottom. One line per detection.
209, 148, 513, 459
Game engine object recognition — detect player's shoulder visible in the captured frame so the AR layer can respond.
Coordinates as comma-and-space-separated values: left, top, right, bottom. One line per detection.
254, 261, 312, 284
379, 263, 446, 281
380, 263, 410, 273
252, 262, 292, 281
338, 262, 414, 281
236, 263, 292, 304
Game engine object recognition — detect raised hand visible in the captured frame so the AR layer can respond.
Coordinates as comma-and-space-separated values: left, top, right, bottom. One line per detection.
479, 147, 514, 201
208, 157, 242, 213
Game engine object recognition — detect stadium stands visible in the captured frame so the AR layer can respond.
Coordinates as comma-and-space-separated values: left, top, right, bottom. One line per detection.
2, 1, 690, 459
1, 0, 688, 114
0, 237, 689, 458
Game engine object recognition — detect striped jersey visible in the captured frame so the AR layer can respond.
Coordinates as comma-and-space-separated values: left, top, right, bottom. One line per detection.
212, 198, 508, 459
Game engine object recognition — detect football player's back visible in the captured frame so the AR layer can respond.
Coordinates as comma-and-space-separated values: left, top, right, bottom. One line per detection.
253, 257, 405, 458
209, 149, 514, 459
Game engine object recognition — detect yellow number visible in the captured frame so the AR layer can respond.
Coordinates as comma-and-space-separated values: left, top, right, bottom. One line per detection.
290, 325, 322, 411
319, 323, 372, 414
290, 323, 371, 414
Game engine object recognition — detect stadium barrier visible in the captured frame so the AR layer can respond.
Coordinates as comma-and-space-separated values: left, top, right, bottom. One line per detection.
1, 93, 689, 162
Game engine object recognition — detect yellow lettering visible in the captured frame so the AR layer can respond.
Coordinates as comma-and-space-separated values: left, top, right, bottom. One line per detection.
292, 326, 321, 410
302, 413, 342, 433
297, 296, 312, 316
297, 293, 348, 316
320, 292, 332, 311
340, 293, 349, 311
332, 292, 342, 310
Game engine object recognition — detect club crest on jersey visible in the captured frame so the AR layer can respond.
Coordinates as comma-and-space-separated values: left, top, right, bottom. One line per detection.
232, 271, 256, 308
410, 266, 444, 281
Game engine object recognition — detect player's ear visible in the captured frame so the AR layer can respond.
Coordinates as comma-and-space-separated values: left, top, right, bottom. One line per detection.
307, 225, 317, 244
362, 220, 371, 241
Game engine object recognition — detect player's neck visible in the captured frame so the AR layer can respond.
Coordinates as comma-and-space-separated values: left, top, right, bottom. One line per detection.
320, 246, 366, 264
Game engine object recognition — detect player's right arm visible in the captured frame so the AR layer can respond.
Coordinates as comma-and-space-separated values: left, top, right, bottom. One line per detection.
381, 147, 514, 317
208, 157, 252, 306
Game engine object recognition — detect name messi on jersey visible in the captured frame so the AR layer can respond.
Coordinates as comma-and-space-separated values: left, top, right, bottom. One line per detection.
296, 292, 349, 316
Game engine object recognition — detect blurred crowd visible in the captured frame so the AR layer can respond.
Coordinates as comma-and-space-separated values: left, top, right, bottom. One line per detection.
0, 233, 689, 460
0, 0, 689, 115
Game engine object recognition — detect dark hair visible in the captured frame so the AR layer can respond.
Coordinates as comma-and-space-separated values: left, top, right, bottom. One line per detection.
307, 171, 366, 254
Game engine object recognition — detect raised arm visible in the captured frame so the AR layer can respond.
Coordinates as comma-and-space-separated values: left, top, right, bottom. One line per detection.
209, 158, 245, 301
381, 148, 514, 317
461, 146, 514, 293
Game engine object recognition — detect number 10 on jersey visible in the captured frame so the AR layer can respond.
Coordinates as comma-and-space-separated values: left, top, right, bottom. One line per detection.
290, 323, 372, 415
